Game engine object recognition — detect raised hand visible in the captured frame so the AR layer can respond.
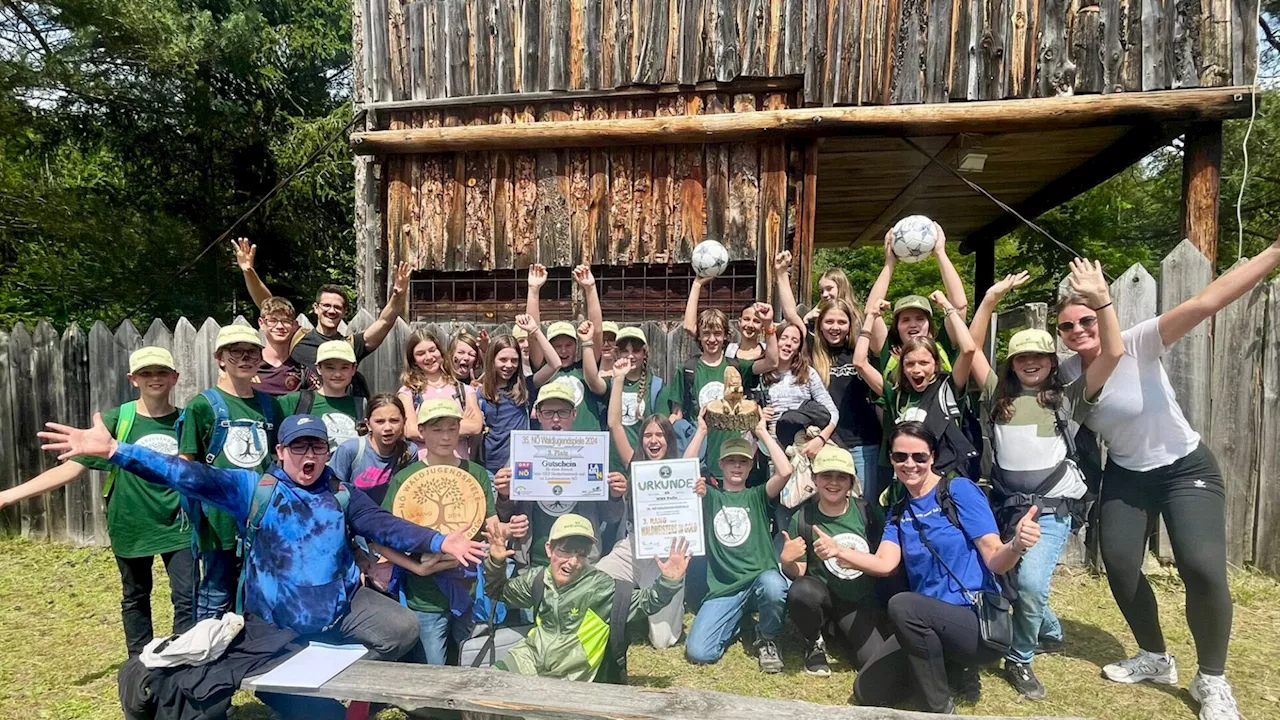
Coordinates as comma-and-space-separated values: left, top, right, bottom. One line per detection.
693, 476, 707, 497
931, 222, 948, 257
391, 262, 411, 297
928, 290, 954, 311
440, 529, 488, 567
656, 537, 692, 580
506, 513, 530, 539
484, 521, 514, 562
607, 471, 628, 499
610, 356, 633, 379
1067, 258, 1110, 308
577, 320, 594, 341
493, 467, 513, 498
801, 436, 825, 459
39, 414, 115, 461
571, 264, 596, 288
231, 237, 256, 273
780, 531, 807, 564
882, 231, 898, 268
812, 526, 841, 561
987, 271, 1031, 301
477, 329, 490, 355
1012, 505, 1042, 553
527, 264, 547, 290
773, 250, 793, 274
696, 404, 709, 434
514, 313, 538, 335
753, 301, 775, 326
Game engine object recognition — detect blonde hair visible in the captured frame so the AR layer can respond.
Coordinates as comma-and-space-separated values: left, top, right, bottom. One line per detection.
260, 296, 295, 319
811, 298, 862, 385
400, 330, 455, 392
696, 308, 728, 349
819, 268, 856, 307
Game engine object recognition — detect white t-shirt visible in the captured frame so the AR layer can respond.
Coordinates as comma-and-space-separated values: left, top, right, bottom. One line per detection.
1059, 317, 1200, 472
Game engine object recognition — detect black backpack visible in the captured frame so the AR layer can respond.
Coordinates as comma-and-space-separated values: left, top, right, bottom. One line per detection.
529, 571, 634, 684
296, 387, 367, 423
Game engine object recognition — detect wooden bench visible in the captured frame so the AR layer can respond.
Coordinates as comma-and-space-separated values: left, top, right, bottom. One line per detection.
246, 660, 1090, 720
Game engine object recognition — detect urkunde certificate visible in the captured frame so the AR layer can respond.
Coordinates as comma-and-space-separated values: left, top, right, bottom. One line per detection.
630, 458, 705, 559
509, 430, 609, 502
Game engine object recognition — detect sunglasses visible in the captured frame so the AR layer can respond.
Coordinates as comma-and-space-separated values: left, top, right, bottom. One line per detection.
890, 451, 931, 464
1057, 315, 1098, 334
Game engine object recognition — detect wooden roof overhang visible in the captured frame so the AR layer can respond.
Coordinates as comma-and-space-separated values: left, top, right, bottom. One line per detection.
352, 86, 1256, 252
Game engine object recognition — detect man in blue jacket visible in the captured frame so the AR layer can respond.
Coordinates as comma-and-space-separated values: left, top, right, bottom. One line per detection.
39, 413, 486, 659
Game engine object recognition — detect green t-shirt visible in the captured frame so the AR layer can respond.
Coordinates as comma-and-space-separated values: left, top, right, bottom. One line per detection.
703, 484, 777, 600
278, 391, 360, 452
605, 373, 672, 473
543, 362, 605, 433
380, 458, 496, 614
76, 405, 187, 558
878, 335, 955, 377
669, 356, 757, 476
178, 388, 284, 551
787, 500, 876, 605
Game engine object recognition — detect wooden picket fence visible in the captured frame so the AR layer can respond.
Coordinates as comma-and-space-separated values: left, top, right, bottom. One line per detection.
2, 239, 1278, 574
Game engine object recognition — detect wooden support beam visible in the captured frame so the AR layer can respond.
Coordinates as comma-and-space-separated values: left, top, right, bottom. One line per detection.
960, 123, 1186, 252
795, 139, 820, 307
245, 660, 1091, 720
352, 87, 1257, 154
1180, 122, 1223, 267
974, 240, 996, 305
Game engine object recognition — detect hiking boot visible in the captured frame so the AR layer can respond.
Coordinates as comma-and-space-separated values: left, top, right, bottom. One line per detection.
1190, 672, 1240, 720
1034, 636, 1063, 655
1102, 650, 1178, 685
756, 637, 783, 673
1003, 661, 1047, 701
947, 664, 981, 704
803, 635, 830, 677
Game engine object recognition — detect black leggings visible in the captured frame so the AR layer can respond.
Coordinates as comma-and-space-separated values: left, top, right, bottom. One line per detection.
786, 575, 886, 669
1099, 443, 1233, 675
854, 592, 1000, 713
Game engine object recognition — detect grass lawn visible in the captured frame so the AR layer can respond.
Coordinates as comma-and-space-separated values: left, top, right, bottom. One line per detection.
2, 537, 1278, 720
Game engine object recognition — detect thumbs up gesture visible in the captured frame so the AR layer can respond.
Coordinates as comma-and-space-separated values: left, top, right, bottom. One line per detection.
812, 526, 841, 561
780, 531, 807, 564
1012, 506, 1042, 554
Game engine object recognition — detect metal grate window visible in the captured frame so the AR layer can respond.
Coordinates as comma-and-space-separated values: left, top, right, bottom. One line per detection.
409, 267, 574, 322
596, 261, 757, 322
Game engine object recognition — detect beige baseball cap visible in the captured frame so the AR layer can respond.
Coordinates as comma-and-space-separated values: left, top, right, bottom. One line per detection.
535, 381, 575, 407
512, 325, 529, 340
719, 437, 755, 461
315, 340, 356, 365
615, 326, 647, 345
129, 346, 176, 374
1007, 329, 1055, 359
812, 445, 857, 477
548, 513, 597, 546
418, 397, 463, 425
601, 321, 620, 338
215, 325, 264, 351
546, 321, 577, 341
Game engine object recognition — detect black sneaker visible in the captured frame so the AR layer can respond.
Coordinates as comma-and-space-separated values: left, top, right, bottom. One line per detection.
948, 664, 981, 704
804, 635, 831, 676
1035, 637, 1063, 655
1003, 661, 1047, 701
756, 637, 783, 673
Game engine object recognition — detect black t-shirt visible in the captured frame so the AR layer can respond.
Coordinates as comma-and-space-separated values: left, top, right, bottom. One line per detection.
826, 347, 882, 449
289, 328, 370, 367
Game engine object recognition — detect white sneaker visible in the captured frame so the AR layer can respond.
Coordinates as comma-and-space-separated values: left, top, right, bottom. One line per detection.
1102, 649, 1178, 685
1190, 672, 1240, 720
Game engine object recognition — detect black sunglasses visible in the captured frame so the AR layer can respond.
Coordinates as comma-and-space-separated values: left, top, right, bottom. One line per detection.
890, 451, 931, 464
1057, 315, 1098, 334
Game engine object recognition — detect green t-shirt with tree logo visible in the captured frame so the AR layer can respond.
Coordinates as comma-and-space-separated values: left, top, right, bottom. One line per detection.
380, 459, 495, 614
178, 388, 283, 551
77, 405, 187, 558
278, 391, 360, 452
703, 484, 776, 600
787, 499, 876, 604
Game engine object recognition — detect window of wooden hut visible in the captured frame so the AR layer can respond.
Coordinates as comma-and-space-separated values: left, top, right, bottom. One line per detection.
595, 261, 757, 323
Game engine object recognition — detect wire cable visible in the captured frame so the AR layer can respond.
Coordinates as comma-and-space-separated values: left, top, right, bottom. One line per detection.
1235, 3, 1264, 261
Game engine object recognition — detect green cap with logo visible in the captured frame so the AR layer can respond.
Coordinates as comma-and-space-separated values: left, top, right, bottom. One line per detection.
1007, 329, 1056, 358
812, 444, 857, 478
315, 340, 356, 364
719, 437, 755, 461
548, 513, 597, 546
546, 321, 577, 341
615, 326, 647, 345
893, 295, 933, 318
129, 346, 177, 374
535, 381, 575, 407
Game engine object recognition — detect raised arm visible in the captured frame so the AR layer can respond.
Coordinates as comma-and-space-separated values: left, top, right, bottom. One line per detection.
774, 251, 807, 335
683, 276, 709, 337
606, 358, 636, 468
682, 408, 709, 459
233, 237, 273, 308
756, 417, 794, 499
1068, 259, 1123, 398
347, 487, 485, 566
975, 505, 1042, 575
863, 234, 897, 346
574, 265, 605, 350
520, 314, 562, 385
749, 303, 779, 376
930, 290, 982, 392
459, 386, 483, 437
968, 271, 1031, 355
932, 224, 969, 319
0, 462, 86, 511
481, 520, 536, 608
362, 262, 410, 352
854, 304, 887, 397
1158, 235, 1280, 347
525, 264, 547, 367
579, 321, 606, 395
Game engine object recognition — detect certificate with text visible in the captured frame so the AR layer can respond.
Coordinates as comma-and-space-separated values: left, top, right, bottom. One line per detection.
509, 430, 610, 502
630, 458, 705, 559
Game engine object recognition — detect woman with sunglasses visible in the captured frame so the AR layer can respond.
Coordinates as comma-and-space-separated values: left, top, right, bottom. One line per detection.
827, 422, 1039, 713
967, 260, 1121, 701
1057, 236, 1280, 720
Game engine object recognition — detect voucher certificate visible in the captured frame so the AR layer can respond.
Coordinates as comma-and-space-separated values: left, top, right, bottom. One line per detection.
630, 458, 705, 559
509, 430, 610, 502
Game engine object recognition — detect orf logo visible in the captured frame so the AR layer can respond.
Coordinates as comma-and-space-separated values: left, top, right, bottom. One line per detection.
515, 462, 533, 480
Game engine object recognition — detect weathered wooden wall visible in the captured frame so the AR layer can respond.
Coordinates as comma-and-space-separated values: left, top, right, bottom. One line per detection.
357, 0, 1256, 109
382, 89, 799, 273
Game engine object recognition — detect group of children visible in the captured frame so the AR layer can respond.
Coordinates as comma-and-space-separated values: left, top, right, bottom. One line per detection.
11, 228, 1280, 720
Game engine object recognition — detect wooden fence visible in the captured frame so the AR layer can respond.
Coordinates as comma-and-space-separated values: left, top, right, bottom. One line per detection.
3, 239, 1278, 574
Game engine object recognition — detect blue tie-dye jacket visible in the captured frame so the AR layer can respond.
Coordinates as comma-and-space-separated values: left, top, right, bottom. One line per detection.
109, 442, 445, 635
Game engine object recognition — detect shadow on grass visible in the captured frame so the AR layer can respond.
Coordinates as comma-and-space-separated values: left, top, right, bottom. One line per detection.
1059, 617, 1127, 669
627, 673, 676, 688
73, 661, 122, 686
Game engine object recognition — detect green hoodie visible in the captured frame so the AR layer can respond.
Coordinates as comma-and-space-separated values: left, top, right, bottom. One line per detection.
483, 559, 682, 681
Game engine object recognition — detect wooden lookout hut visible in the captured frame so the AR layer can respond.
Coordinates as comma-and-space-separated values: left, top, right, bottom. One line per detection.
349, 0, 1259, 320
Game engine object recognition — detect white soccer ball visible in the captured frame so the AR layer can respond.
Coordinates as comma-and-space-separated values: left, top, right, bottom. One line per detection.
691, 239, 730, 278
890, 215, 938, 263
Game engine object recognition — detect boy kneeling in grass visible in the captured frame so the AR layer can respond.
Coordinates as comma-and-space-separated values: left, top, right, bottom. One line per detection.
482, 513, 690, 682
685, 412, 793, 672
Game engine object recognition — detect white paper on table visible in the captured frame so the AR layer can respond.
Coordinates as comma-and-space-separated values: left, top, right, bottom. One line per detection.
509, 430, 610, 501
630, 458, 705, 559
250, 642, 368, 690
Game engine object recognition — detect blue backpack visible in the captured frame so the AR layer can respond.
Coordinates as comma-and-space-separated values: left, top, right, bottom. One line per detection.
176, 388, 278, 465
